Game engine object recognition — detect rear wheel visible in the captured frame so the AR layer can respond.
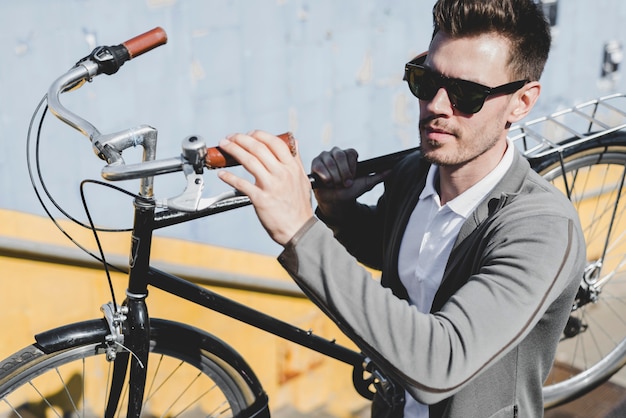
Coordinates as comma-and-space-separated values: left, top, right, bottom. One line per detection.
533, 133, 626, 407
0, 318, 268, 417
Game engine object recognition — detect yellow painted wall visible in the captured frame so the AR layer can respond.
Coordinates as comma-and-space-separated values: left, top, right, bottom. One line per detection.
0, 208, 370, 417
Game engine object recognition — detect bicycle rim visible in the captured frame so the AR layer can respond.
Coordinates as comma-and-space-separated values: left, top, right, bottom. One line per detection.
537, 139, 626, 407
0, 321, 256, 417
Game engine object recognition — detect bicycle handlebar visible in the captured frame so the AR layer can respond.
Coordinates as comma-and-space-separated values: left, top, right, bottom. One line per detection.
82, 27, 168, 76
45, 27, 419, 212
202, 135, 419, 189
204, 133, 297, 168
203, 131, 418, 178
122, 27, 168, 60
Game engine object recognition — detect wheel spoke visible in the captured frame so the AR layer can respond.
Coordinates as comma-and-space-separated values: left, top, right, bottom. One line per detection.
0, 321, 257, 417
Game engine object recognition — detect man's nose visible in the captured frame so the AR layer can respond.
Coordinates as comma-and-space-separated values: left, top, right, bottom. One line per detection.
423, 87, 454, 115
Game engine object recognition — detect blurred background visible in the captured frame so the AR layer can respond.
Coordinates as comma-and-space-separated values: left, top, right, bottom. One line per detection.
2, 0, 625, 255
2, 1, 626, 416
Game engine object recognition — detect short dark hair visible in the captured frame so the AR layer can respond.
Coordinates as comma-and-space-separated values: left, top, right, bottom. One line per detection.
432, 0, 551, 81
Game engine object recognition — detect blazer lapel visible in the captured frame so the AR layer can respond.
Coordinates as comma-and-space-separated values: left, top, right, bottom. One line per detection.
382, 155, 429, 299
436, 151, 530, 299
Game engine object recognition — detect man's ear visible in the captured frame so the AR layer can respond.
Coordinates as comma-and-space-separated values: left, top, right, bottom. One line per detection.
509, 81, 541, 124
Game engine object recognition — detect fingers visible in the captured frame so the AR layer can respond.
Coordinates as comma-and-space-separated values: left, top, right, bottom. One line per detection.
216, 130, 313, 245
357, 170, 389, 193
245, 130, 300, 162
217, 167, 254, 196
219, 131, 288, 173
311, 147, 359, 188
218, 131, 300, 185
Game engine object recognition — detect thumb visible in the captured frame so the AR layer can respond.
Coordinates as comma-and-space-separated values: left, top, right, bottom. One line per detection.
353, 170, 390, 194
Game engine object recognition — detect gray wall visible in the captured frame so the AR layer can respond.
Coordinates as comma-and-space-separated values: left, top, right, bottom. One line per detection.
1, 0, 625, 255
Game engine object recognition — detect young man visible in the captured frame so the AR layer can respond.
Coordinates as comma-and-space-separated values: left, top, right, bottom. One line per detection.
217, 0, 586, 416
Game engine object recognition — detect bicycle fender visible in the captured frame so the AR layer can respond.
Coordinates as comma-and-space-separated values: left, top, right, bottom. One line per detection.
34, 318, 270, 417
35, 319, 109, 353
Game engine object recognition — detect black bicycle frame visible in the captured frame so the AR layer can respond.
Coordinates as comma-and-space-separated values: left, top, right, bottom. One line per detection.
107, 195, 371, 416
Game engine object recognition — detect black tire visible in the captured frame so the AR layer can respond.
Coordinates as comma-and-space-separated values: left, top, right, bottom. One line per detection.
531, 132, 626, 408
0, 318, 268, 417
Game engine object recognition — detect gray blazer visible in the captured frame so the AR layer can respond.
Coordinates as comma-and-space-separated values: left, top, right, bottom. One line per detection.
278, 150, 585, 417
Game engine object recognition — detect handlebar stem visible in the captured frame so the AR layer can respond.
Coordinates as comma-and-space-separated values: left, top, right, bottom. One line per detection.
100, 125, 158, 198
97, 125, 159, 198
96, 125, 158, 165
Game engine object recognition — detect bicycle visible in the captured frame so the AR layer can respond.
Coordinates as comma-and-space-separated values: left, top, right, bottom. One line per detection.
1, 27, 626, 417
0, 27, 404, 418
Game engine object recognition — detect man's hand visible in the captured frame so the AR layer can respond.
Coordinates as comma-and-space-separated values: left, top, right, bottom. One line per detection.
217, 130, 313, 246
311, 147, 388, 220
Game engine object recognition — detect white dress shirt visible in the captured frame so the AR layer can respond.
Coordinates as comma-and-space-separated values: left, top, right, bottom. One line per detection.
398, 142, 514, 417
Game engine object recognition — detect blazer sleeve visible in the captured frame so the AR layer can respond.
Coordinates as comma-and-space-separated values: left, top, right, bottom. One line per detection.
278, 197, 585, 404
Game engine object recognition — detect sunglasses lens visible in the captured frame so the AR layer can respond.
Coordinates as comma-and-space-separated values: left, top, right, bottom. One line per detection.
447, 80, 487, 114
405, 65, 489, 114
406, 67, 438, 101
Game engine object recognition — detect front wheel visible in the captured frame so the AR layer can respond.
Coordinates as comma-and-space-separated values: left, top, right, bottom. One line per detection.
0, 318, 269, 417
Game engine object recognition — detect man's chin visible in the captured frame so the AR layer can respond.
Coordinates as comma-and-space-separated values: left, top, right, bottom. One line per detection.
422, 150, 456, 167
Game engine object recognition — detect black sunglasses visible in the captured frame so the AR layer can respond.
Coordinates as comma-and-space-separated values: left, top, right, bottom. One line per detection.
403, 54, 529, 114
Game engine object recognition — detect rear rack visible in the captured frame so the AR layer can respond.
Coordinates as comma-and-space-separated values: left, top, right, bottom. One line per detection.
509, 93, 626, 159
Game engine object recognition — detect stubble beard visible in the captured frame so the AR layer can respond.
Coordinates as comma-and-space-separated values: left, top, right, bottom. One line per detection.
419, 121, 462, 167
419, 126, 500, 168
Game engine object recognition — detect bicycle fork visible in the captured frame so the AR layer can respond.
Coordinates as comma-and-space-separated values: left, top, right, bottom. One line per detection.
103, 199, 155, 418
105, 297, 149, 418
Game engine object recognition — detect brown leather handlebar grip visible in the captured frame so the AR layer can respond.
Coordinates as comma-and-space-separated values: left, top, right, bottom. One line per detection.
204, 132, 296, 168
122, 27, 168, 59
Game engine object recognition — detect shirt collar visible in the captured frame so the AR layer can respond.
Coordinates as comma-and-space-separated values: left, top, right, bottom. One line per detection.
420, 139, 515, 218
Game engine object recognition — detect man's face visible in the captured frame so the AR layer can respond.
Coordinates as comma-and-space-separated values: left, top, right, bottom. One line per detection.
418, 31, 518, 168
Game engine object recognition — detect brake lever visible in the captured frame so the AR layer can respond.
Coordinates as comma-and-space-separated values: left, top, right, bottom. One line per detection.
156, 163, 245, 212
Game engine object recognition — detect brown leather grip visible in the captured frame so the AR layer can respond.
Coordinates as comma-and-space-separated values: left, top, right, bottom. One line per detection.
122, 27, 168, 59
204, 132, 296, 168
